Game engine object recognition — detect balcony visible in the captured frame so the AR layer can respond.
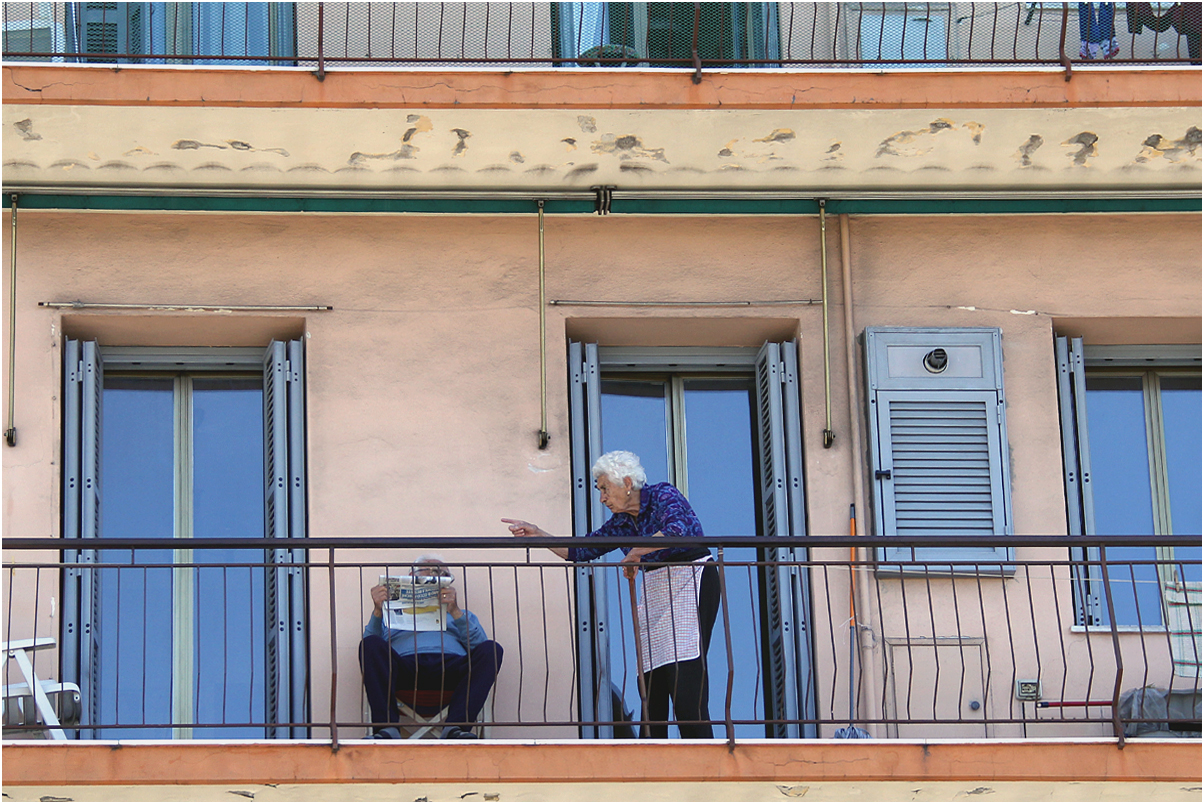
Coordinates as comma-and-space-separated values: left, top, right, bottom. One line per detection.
3, 534, 1199, 744
2, 2, 1200, 79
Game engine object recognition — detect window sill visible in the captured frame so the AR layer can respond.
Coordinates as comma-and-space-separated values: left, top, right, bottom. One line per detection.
1071, 625, 1170, 634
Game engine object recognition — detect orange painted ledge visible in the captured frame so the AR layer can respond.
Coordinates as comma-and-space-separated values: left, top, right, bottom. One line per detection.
4, 65, 1201, 110
3, 740, 1200, 786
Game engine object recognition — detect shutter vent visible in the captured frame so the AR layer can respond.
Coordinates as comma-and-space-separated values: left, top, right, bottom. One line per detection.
887, 397, 995, 537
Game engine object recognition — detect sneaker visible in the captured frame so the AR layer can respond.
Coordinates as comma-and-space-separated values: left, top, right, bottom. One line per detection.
1103, 40, 1119, 59
441, 725, 478, 739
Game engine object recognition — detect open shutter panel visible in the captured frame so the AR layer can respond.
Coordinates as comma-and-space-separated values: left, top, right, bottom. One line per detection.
284, 339, 309, 737
60, 339, 103, 736
865, 328, 1012, 570
1055, 336, 1103, 625
263, 339, 308, 738
567, 340, 612, 738
754, 341, 815, 739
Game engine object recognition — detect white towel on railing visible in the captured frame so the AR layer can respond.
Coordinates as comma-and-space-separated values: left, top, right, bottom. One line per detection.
635, 557, 709, 674
1165, 580, 1202, 680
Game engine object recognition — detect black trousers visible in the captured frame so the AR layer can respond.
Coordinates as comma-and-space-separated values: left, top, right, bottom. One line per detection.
359, 635, 503, 729
639, 562, 720, 739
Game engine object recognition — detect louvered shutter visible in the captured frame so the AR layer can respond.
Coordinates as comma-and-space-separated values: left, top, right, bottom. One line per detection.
61, 339, 103, 737
567, 340, 612, 738
77, 2, 148, 59
754, 341, 815, 738
263, 339, 309, 738
865, 328, 1012, 569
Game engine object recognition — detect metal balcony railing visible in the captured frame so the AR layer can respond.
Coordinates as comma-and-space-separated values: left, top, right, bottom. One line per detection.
2, 3, 1200, 78
4, 534, 1199, 745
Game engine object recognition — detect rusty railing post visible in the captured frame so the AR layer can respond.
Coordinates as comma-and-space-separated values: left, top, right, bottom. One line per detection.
691, 2, 702, 84
329, 547, 339, 750
315, 2, 326, 80
1059, 4, 1073, 81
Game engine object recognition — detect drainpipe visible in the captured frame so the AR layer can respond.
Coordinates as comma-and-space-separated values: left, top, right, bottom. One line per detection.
537, 200, 549, 450
819, 200, 834, 448
839, 212, 879, 735
6, 194, 17, 447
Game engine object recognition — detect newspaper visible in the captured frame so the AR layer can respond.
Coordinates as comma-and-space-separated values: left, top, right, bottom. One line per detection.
380, 574, 451, 632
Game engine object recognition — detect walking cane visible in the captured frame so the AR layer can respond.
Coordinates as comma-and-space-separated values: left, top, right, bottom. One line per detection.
627, 570, 651, 737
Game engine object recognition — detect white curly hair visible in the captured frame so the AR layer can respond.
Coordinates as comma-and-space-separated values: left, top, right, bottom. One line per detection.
591, 450, 647, 490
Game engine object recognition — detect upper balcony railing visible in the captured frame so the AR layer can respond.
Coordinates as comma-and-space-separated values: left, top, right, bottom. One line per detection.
2, 3, 1200, 80
3, 534, 1200, 745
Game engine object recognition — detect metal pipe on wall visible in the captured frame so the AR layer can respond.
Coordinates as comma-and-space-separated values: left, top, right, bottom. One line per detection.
537, 200, 549, 450
839, 211, 879, 736
820, 200, 834, 448
6, 194, 17, 447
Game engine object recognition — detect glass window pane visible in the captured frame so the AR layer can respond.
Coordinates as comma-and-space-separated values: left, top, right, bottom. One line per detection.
1085, 376, 1160, 625
1159, 376, 1202, 540
1085, 377, 1156, 537
601, 380, 669, 483
192, 378, 266, 737
684, 379, 764, 738
100, 378, 175, 738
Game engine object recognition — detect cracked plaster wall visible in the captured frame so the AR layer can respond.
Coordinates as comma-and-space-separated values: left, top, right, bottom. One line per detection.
4, 105, 1201, 192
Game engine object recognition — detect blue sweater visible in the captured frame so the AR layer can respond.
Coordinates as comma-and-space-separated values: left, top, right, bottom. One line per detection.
363, 609, 489, 658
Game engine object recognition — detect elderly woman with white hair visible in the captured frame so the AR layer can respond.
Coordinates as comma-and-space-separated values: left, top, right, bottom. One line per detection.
504, 450, 718, 739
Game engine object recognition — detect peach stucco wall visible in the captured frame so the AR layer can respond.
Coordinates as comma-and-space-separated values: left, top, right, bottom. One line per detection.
2, 208, 1199, 738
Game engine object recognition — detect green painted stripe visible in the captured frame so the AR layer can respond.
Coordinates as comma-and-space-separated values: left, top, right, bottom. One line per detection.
4, 193, 1199, 215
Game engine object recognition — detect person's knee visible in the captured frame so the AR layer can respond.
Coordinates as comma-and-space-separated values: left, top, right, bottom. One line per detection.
474, 640, 504, 668
359, 634, 388, 666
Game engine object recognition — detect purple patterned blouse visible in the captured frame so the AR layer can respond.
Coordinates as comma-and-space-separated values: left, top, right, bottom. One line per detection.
568, 482, 709, 566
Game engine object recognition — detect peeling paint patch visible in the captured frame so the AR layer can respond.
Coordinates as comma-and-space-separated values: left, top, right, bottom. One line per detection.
592, 134, 667, 163
561, 138, 577, 150
754, 128, 796, 144
876, 118, 959, 157
1062, 132, 1098, 166
228, 140, 253, 151
1135, 126, 1202, 163
451, 128, 471, 157
349, 143, 418, 165
402, 115, 434, 143
1016, 134, 1044, 167
577, 115, 597, 133
509, 151, 525, 164
173, 139, 225, 151
123, 146, 155, 157
13, 119, 41, 141
963, 121, 984, 145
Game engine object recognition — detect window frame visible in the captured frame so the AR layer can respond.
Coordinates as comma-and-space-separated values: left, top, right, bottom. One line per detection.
1057, 337, 1202, 628
60, 340, 309, 739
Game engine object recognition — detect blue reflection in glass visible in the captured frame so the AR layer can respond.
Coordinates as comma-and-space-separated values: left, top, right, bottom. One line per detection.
192, 379, 266, 738
1161, 378, 1202, 583
1086, 377, 1159, 625
100, 378, 175, 739
684, 380, 764, 739
98, 375, 266, 738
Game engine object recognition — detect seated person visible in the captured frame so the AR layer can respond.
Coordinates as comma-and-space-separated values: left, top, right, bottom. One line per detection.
359, 554, 503, 739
